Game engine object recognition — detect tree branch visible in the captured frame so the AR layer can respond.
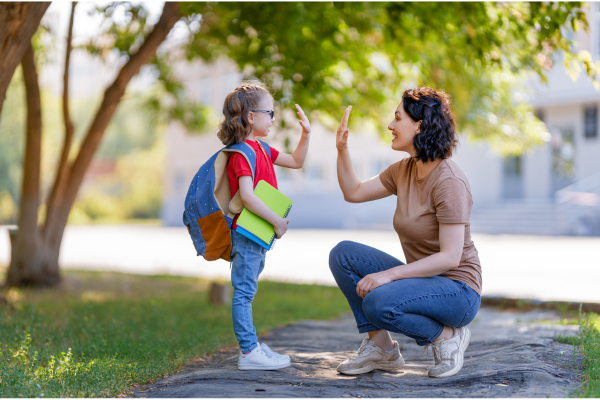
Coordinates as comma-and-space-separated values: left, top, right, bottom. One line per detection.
0, 2, 50, 116
43, 2, 77, 237
43, 2, 182, 236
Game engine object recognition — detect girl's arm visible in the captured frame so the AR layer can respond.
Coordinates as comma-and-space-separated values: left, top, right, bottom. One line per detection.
274, 104, 311, 169
355, 223, 466, 298
238, 175, 289, 238
336, 106, 391, 203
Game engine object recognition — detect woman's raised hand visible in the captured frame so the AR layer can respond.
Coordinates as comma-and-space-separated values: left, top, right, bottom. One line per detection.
336, 106, 352, 151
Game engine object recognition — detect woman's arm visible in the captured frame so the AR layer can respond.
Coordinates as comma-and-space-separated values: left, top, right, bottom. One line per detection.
356, 223, 465, 298
274, 104, 311, 169
238, 175, 289, 238
336, 106, 391, 203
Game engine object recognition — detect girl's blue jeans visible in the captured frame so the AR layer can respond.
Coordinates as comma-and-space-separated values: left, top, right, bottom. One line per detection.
329, 240, 481, 346
230, 229, 267, 353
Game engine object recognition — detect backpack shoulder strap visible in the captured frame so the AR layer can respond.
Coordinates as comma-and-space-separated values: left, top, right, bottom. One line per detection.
257, 139, 272, 158
222, 142, 258, 181
221, 142, 258, 216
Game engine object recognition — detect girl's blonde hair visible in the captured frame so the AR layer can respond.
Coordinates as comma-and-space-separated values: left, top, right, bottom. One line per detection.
217, 81, 273, 146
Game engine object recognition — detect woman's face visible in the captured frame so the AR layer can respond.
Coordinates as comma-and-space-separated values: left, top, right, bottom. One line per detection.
387, 102, 421, 154
248, 95, 274, 138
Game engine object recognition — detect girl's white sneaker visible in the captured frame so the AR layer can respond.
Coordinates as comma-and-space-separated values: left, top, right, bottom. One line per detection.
260, 343, 291, 363
238, 342, 291, 370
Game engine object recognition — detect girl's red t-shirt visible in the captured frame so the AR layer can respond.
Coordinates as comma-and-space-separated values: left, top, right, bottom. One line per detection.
228, 140, 279, 229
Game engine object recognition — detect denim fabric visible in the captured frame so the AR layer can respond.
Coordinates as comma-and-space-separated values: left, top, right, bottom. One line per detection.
230, 229, 267, 353
329, 240, 481, 346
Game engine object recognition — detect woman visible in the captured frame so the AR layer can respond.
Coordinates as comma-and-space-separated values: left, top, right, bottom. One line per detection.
329, 87, 482, 378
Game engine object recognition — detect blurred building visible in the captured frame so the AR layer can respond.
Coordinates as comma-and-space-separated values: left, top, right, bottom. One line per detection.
161, 14, 600, 236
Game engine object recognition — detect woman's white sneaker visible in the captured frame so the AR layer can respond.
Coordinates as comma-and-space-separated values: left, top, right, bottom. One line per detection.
337, 339, 405, 375
238, 342, 291, 370
425, 326, 471, 378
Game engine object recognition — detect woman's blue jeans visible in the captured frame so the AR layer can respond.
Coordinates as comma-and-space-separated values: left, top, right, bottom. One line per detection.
329, 240, 481, 346
230, 229, 267, 353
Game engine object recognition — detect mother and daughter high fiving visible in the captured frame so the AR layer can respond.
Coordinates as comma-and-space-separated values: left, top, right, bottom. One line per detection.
208, 81, 481, 378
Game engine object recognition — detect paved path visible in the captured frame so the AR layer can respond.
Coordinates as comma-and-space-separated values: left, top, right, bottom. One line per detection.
132, 307, 582, 398
1, 225, 600, 302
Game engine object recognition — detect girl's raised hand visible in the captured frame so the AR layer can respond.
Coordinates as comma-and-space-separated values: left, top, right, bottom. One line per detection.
295, 104, 311, 135
336, 106, 352, 151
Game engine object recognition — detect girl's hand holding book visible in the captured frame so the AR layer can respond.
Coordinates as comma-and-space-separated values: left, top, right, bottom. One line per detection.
274, 217, 289, 239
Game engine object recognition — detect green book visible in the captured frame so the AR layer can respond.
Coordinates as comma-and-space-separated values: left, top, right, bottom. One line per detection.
235, 180, 293, 250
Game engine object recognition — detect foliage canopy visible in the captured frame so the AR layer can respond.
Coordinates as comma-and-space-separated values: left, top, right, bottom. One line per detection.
172, 2, 596, 155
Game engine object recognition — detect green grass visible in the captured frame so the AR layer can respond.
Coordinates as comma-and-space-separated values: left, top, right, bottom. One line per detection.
0, 271, 350, 397
575, 313, 600, 397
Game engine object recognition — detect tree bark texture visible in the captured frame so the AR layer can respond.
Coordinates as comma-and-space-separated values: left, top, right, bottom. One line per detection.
0, 2, 50, 116
6, 45, 59, 287
6, 2, 182, 287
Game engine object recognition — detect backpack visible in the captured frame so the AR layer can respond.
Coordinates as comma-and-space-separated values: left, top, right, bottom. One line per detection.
183, 140, 272, 262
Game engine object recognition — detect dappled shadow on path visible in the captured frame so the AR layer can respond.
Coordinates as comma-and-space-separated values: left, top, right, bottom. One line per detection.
132, 308, 583, 398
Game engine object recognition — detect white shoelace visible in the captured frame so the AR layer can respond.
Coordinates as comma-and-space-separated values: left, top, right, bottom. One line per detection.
424, 340, 451, 364
349, 339, 373, 361
260, 343, 290, 360
423, 343, 442, 363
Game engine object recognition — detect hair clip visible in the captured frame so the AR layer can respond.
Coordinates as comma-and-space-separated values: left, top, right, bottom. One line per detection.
427, 102, 439, 107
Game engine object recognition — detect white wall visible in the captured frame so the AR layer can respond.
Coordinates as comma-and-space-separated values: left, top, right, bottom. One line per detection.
523, 142, 552, 198
451, 135, 503, 206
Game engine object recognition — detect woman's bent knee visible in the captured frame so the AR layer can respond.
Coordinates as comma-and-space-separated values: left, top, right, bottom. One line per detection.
329, 240, 358, 272
458, 295, 481, 327
362, 290, 389, 328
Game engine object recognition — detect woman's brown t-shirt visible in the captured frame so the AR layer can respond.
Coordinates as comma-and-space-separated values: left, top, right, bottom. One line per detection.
379, 158, 482, 295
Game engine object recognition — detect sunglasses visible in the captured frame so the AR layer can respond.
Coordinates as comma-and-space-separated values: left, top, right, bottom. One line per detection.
250, 109, 275, 119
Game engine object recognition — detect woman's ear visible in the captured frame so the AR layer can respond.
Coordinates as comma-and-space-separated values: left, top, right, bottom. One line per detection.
416, 121, 422, 134
248, 111, 254, 125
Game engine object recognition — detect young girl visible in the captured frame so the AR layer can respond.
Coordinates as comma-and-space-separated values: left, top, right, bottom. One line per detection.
218, 81, 311, 370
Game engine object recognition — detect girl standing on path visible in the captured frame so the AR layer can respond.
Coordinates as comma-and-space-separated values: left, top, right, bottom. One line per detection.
329, 87, 482, 378
219, 82, 312, 370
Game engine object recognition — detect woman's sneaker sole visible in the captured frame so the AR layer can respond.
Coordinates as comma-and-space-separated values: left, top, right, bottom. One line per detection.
337, 359, 405, 375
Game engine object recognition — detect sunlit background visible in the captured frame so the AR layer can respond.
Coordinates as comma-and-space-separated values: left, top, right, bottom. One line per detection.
1, 2, 599, 302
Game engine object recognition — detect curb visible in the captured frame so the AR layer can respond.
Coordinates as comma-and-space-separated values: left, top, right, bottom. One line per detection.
481, 296, 600, 314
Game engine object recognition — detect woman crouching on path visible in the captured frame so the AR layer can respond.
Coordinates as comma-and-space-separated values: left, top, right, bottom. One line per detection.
330, 87, 482, 378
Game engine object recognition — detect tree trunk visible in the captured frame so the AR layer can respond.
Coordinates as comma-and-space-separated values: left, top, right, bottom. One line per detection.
43, 2, 76, 244
0, 2, 50, 116
208, 282, 232, 305
6, 44, 59, 287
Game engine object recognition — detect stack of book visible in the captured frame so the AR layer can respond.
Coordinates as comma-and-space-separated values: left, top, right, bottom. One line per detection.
235, 180, 293, 250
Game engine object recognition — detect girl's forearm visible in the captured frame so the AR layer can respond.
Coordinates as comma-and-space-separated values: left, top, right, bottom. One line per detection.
291, 133, 310, 168
240, 192, 282, 227
389, 252, 459, 280
337, 148, 361, 201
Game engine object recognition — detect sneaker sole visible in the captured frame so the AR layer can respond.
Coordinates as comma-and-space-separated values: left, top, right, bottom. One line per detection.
429, 327, 471, 378
337, 359, 405, 375
238, 360, 291, 370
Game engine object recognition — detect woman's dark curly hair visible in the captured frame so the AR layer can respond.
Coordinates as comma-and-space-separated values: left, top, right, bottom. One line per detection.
402, 87, 458, 163
217, 81, 273, 146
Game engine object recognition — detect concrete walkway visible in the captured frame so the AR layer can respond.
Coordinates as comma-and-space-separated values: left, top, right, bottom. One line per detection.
131, 307, 583, 398
1, 225, 600, 303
